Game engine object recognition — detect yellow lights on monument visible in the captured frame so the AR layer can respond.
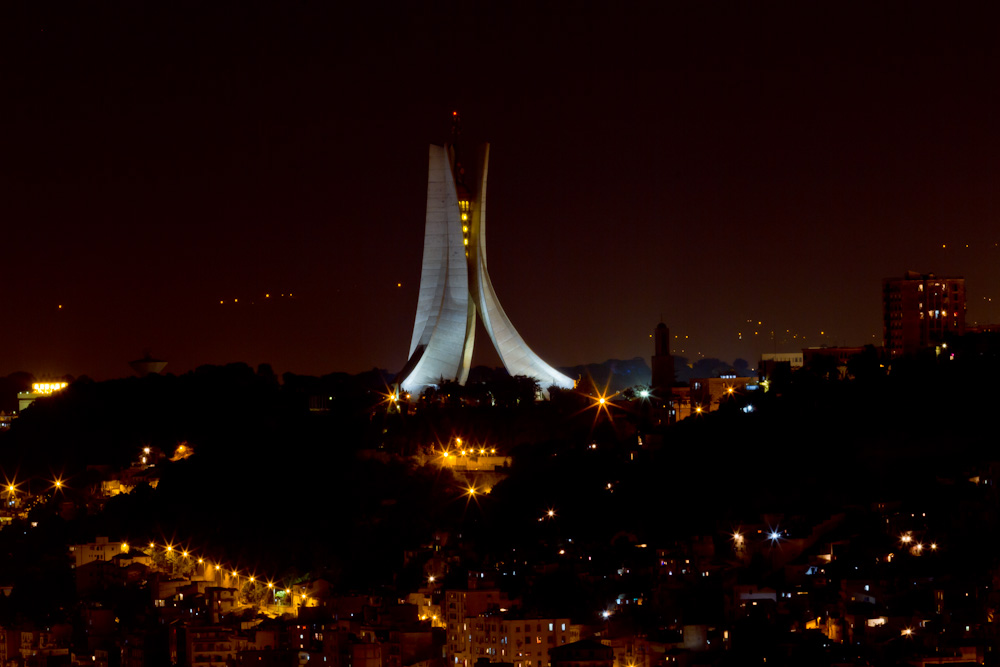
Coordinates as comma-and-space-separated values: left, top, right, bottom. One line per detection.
182, 551, 189, 558
249, 576, 255, 583
32, 382, 68, 394
121, 542, 129, 552
149, 542, 156, 549
143, 447, 151, 454
267, 582, 274, 589
166, 545, 173, 553
900, 534, 913, 544
901, 628, 913, 637
466, 486, 478, 497
198, 558, 204, 564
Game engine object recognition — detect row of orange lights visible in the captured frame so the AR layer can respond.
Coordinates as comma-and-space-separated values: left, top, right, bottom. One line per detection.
138, 540, 308, 602
8, 479, 309, 602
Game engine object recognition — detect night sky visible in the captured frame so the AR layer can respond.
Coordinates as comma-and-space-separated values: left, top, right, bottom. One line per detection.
3, 3, 998, 380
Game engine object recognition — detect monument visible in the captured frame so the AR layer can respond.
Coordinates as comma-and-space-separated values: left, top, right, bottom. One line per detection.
398, 116, 574, 397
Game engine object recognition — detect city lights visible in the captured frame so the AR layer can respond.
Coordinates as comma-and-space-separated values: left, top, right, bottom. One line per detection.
31, 382, 68, 394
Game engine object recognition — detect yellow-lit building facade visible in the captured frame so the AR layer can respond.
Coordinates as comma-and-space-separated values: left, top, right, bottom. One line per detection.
17, 381, 68, 412
69, 536, 128, 568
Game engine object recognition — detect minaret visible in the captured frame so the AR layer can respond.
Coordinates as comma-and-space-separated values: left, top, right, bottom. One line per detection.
651, 321, 674, 393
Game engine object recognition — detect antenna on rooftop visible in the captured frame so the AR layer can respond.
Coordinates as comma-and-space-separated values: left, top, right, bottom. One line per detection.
450, 110, 466, 188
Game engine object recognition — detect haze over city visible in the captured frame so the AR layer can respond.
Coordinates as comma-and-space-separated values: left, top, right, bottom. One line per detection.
6, 5, 1000, 667
4, 3, 998, 380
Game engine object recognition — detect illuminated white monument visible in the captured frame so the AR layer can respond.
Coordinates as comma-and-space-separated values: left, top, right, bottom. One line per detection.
398, 127, 573, 397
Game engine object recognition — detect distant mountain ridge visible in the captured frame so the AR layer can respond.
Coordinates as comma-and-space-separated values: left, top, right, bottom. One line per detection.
558, 357, 651, 393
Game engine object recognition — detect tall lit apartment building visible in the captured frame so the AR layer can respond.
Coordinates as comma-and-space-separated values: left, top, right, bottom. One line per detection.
444, 590, 581, 667
451, 614, 580, 667
883, 271, 965, 358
